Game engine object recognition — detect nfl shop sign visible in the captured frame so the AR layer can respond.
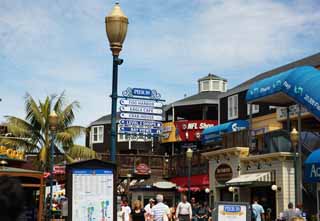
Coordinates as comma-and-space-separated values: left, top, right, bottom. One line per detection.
174, 120, 218, 142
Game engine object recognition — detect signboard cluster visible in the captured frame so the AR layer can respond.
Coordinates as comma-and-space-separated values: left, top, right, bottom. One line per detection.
119, 88, 164, 137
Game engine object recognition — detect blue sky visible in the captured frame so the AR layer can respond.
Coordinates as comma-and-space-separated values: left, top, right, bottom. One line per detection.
1, 0, 320, 135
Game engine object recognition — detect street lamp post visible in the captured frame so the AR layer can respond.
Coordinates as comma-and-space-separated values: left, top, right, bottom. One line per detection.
186, 148, 193, 201
290, 127, 300, 206
105, 3, 129, 162
48, 111, 58, 219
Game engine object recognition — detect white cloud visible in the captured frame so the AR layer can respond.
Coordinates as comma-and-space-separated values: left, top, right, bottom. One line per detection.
1, 0, 320, 138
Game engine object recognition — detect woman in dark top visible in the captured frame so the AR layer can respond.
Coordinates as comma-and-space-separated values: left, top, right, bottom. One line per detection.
131, 200, 145, 221
196, 203, 209, 221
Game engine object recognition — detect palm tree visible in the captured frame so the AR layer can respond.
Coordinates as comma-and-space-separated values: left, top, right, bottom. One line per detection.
0, 92, 96, 170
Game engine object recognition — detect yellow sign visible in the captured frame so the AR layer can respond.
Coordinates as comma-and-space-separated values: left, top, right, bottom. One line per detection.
0, 146, 24, 160
161, 122, 180, 143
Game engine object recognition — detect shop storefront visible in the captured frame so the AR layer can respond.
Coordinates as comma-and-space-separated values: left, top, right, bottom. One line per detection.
130, 177, 177, 207
203, 147, 296, 220
304, 148, 320, 221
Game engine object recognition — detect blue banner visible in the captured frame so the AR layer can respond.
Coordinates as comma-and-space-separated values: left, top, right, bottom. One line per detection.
246, 66, 320, 120
72, 169, 113, 175
305, 163, 320, 183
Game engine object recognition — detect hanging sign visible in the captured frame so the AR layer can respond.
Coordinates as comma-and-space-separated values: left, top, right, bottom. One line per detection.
119, 119, 162, 128
120, 106, 163, 114
120, 87, 164, 136
120, 126, 160, 134
120, 99, 163, 108
120, 113, 163, 121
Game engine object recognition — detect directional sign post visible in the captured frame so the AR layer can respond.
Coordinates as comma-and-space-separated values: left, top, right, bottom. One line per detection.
119, 88, 164, 137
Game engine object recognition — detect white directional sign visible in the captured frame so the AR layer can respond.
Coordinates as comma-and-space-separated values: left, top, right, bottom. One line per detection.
120, 113, 163, 121
119, 119, 162, 128
120, 99, 163, 108
120, 126, 161, 134
120, 106, 163, 114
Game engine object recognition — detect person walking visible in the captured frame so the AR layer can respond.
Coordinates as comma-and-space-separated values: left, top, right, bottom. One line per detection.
191, 198, 199, 221
196, 203, 209, 221
61, 197, 68, 220
252, 198, 265, 221
145, 199, 155, 221
176, 195, 192, 221
121, 199, 132, 221
151, 194, 171, 221
131, 200, 145, 221
282, 202, 301, 221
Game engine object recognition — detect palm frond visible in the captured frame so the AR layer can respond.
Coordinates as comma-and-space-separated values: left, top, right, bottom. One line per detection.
67, 144, 96, 160
25, 93, 44, 128
59, 101, 80, 128
0, 137, 38, 152
6, 116, 33, 137
53, 91, 66, 113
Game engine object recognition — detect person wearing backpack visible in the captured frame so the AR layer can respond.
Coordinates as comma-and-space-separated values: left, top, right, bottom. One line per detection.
251, 198, 265, 221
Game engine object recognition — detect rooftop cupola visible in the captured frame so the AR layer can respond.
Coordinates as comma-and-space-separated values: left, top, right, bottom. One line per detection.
198, 73, 227, 93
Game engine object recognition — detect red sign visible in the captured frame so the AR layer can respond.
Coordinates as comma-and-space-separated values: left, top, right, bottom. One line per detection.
135, 163, 151, 175
174, 120, 217, 142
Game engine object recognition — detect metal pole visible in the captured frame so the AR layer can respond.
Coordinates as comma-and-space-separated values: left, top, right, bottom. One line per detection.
188, 159, 191, 201
49, 132, 55, 220
249, 103, 253, 150
297, 104, 303, 205
110, 55, 119, 162
286, 107, 290, 132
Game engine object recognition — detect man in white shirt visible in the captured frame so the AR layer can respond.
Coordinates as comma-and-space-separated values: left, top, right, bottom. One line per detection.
145, 198, 155, 221
151, 194, 171, 221
176, 195, 192, 221
121, 199, 131, 221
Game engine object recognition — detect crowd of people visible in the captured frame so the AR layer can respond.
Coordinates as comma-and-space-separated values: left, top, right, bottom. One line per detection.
45, 193, 68, 219
120, 195, 211, 221
121, 195, 307, 221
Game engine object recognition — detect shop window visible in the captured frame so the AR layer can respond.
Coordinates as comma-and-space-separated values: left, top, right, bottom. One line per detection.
228, 94, 238, 120
247, 104, 259, 115
263, 130, 291, 153
91, 125, 104, 143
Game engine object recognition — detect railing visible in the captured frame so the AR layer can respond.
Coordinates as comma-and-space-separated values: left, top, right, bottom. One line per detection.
98, 153, 170, 178
169, 150, 209, 177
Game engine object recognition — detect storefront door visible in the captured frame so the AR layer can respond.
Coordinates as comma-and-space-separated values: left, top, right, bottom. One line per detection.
251, 187, 276, 221
220, 188, 233, 202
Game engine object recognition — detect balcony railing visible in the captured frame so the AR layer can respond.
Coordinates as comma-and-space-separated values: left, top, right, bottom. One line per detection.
98, 153, 170, 178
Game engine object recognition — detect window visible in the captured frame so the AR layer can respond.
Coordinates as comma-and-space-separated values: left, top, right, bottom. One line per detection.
222, 82, 227, 92
201, 80, 210, 91
91, 126, 104, 143
212, 81, 219, 91
228, 95, 238, 120
247, 104, 259, 115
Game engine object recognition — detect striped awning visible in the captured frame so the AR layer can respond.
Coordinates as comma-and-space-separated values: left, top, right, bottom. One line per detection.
226, 172, 274, 186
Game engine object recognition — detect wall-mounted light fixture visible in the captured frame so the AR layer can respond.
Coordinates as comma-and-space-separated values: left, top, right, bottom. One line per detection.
246, 165, 251, 170
271, 184, 281, 192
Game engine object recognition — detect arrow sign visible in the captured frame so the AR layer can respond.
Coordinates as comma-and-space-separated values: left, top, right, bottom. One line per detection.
120, 99, 163, 108
120, 126, 161, 134
120, 113, 163, 121
119, 119, 162, 128
120, 106, 163, 114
